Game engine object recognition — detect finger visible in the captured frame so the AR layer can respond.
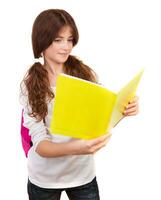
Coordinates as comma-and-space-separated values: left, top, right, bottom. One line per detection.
95, 136, 111, 151
125, 106, 138, 113
129, 96, 139, 103
92, 137, 111, 153
126, 102, 138, 109
91, 134, 111, 146
124, 104, 139, 114
125, 110, 139, 116
95, 135, 111, 149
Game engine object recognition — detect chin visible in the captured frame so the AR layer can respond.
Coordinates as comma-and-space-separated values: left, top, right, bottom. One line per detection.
60, 56, 69, 63
56, 58, 68, 64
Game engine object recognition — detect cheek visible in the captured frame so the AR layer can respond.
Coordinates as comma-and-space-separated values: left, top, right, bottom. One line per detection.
44, 44, 56, 55
69, 44, 73, 52
50, 42, 60, 50
51, 44, 59, 52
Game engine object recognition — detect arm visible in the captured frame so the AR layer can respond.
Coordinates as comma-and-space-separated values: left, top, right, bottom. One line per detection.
36, 133, 111, 158
22, 100, 111, 158
20, 83, 111, 158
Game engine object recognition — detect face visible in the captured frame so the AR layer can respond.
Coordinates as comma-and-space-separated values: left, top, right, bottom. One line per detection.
43, 25, 74, 65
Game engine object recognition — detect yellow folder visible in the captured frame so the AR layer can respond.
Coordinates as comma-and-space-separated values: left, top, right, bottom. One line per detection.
50, 69, 144, 139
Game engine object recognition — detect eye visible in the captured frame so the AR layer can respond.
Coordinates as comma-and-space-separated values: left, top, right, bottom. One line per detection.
68, 37, 73, 41
54, 38, 62, 42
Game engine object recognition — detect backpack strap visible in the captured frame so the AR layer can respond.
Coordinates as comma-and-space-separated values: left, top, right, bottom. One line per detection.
20, 110, 32, 157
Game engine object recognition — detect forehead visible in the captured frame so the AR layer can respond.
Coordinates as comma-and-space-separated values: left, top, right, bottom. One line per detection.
57, 25, 73, 37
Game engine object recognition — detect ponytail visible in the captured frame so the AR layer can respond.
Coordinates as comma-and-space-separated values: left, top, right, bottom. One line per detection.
23, 62, 54, 121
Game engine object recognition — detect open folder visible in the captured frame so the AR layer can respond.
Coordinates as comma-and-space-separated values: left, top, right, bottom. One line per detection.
50, 69, 144, 139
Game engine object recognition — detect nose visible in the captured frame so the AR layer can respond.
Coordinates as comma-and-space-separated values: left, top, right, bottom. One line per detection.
61, 40, 71, 51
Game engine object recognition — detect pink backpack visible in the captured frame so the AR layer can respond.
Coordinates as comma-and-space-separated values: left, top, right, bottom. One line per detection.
20, 110, 32, 157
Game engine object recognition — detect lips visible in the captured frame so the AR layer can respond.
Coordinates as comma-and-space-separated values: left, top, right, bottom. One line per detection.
58, 53, 69, 56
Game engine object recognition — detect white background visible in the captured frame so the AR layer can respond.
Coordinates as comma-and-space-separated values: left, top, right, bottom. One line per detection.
0, 0, 161, 199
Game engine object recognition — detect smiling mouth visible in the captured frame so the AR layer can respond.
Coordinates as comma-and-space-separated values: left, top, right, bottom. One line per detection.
59, 53, 69, 55
58, 53, 69, 58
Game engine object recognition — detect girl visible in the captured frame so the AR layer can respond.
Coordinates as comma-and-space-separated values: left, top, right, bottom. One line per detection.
20, 9, 139, 200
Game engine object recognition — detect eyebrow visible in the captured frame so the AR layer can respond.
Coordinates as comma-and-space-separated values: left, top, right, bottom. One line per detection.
55, 35, 73, 38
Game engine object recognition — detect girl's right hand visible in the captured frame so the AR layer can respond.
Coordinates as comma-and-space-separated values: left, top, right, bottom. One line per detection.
70, 133, 111, 155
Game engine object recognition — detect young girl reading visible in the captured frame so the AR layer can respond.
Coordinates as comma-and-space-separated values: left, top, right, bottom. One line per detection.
20, 9, 139, 200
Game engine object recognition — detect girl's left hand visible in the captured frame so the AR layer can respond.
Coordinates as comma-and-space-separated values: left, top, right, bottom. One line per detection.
123, 96, 139, 116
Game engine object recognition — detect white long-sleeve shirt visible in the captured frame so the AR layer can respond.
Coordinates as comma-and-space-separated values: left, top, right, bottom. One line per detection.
19, 84, 95, 188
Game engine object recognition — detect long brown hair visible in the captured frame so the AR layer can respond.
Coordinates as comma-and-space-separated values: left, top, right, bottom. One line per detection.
21, 9, 98, 121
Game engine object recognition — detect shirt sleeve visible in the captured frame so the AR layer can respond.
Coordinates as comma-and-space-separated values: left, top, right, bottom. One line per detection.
19, 82, 52, 150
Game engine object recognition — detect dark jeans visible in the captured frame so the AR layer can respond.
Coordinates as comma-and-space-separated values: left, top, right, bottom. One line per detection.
27, 177, 100, 200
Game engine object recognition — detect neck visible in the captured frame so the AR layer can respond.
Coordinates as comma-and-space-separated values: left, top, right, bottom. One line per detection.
44, 61, 64, 75
44, 59, 64, 87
